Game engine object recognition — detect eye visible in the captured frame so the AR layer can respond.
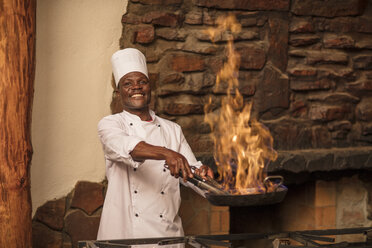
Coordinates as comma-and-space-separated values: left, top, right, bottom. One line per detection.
140, 80, 148, 85
122, 81, 132, 88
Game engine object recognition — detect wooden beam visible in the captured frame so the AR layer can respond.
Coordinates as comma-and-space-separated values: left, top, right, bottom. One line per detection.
0, 0, 36, 247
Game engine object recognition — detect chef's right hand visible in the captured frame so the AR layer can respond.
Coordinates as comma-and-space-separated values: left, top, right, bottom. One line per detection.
164, 149, 193, 182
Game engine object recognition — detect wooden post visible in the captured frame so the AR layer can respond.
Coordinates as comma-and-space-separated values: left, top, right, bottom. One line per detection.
0, 0, 36, 247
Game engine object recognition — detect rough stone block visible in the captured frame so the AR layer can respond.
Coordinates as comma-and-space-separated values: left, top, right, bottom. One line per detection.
306, 153, 334, 172
318, 68, 356, 81
356, 99, 372, 121
34, 197, 66, 230
206, 56, 224, 74
33, 222, 63, 248
255, 64, 289, 113
323, 34, 355, 49
309, 105, 350, 122
161, 73, 185, 85
290, 100, 307, 118
187, 134, 214, 153
164, 102, 204, 115
288, 67, 317, 77
345, 80, 372, 93
156, 28, 187, 41
314, 17, 372, 33
306, 51, 349, 65
64, 210, 100, 248
237, 13, 258, 27
291, 0, 367, 17
290, 34, 320, 47
238, 71, 258, 96
339, 176, 366, 200
308, 93, 359, 104
185, 10, 203, 25
134, 25, 155, 44
312, 126, 332, 148
196, 0, 289, 11
171, 53, 205, 72
268, 14, 289, 71
237, 45, 266, 70
70, 181, 104, 215
178, 37, 218, 54
142, 11, 182, 27
327, 120, 352, 132
194, 29, 258, 42
290, 78, 333, 91
267, 120, 312, 150
122, 13, 142, 24
362, 123, 372, 136
353, 55, 372, 70
158, 72, 212, 95
280, 154, 307, 173
356, 39, 372, 49
289, 19, 314, 33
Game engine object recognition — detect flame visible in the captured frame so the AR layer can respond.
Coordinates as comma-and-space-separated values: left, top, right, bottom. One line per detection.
204, 15, 278, 194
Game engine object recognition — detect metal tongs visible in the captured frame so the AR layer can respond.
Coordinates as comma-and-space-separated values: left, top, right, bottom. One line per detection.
164, 164, 229, 195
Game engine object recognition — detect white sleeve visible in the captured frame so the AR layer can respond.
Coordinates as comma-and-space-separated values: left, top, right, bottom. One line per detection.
98, 117, 144, 168
177, 128, 206, 197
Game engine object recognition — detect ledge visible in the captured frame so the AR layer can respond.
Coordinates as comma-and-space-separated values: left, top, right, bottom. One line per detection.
196, 146, 372, 174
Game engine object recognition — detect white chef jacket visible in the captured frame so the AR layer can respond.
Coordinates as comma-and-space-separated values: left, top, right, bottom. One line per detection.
97, 110, 205, 241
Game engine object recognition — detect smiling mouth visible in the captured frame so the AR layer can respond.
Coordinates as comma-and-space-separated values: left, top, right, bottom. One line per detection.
131, 94, 144, 98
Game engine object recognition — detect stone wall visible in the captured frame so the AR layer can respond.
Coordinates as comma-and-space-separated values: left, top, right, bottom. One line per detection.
113, 0, 372, 173
32, 181, 228, 247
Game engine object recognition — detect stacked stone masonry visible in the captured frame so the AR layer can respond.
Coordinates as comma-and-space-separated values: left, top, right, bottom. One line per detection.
111, 0, 372, 173
32, 181, 228, 248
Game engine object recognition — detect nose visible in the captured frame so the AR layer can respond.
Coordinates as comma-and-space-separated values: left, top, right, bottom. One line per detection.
131, 81, 143, 89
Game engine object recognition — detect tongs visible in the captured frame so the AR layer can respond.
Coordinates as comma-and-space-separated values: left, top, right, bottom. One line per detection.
164, 164, 229, 195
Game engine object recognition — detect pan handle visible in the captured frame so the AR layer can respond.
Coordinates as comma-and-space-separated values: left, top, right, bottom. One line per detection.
263, 175, 284, 193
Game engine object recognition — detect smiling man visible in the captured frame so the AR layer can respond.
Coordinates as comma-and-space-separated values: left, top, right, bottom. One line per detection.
97, 48, 213, 241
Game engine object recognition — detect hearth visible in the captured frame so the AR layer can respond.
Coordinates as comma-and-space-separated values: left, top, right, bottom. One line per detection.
78, 227, 372, 248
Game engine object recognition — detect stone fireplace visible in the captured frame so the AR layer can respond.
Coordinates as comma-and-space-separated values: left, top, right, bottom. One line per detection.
114, 0, 372, 243
32, 0, 372, 247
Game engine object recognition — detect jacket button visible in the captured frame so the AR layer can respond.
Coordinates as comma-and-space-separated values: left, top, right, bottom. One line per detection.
134, 190, 138, 194
130, 123, 133, 126
135, 213, 139, 217
161, 191, 164, 195
134, 168, 137, 171
163, 169, 166, 172
160, 214, 163, 218
158, 124, 161, 127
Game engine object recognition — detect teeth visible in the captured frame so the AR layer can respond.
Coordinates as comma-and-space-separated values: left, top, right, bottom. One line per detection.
131, 94, 143, 97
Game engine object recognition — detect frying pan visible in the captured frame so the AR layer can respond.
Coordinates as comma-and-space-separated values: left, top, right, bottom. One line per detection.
164, 164, 288, 207
205, 184, 288, 207
204, 175, 288, 207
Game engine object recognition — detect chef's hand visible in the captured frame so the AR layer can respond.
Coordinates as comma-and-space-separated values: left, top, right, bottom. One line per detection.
164, 149, 193, 182
194, 165, 214, 180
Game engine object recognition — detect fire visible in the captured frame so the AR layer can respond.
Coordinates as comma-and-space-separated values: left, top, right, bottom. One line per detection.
204, 15, 278, 194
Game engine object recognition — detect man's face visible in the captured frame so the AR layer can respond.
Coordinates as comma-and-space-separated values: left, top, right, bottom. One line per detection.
118, 71, 151, 112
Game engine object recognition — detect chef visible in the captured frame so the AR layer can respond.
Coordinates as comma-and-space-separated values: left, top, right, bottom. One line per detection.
97, 48, 213, 241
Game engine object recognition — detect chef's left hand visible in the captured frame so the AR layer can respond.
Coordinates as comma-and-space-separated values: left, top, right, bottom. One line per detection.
194, 165, 214, 179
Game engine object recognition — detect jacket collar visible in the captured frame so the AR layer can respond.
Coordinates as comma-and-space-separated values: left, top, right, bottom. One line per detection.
120, 109, 157, 124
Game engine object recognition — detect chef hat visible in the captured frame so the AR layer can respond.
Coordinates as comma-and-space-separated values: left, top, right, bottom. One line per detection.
111, 48, 148, 86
